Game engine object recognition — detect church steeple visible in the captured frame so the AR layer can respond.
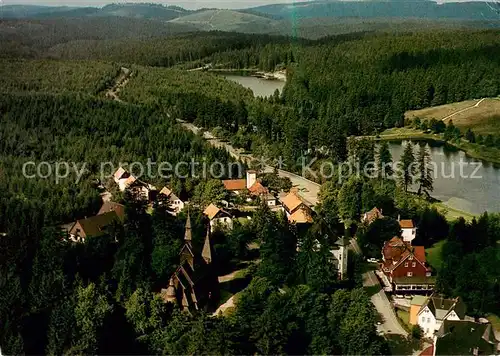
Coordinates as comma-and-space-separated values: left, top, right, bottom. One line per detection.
202, 227, 213, 264
184, 214, 192, 245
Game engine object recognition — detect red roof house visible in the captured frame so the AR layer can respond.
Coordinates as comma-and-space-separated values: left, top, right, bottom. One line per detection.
381, 236, 435, 293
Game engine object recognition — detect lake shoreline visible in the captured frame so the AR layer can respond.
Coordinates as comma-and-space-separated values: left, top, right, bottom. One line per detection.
367, 128, 500, 166
211, 68, 287, 82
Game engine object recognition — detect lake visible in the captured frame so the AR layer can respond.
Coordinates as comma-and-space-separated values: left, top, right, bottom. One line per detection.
224, 75, 286, 98
388, 140, 500, 214
222, 75, 500, 215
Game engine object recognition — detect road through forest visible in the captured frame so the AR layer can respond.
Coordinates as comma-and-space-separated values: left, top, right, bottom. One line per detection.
108, 69, 409, 340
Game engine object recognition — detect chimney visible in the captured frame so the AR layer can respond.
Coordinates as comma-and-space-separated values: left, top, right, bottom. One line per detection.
246, 170, 257, 189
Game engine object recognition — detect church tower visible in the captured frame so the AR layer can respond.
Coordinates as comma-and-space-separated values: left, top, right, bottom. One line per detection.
202, 228, 213, 265
184, 213, 192, 246
180, 214, 195, 268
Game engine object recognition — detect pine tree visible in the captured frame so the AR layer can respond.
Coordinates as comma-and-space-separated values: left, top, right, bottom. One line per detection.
416, 144, 434, 196
397, 141, 416, 193
377, 141, 393, 178
465, 128, 476, 143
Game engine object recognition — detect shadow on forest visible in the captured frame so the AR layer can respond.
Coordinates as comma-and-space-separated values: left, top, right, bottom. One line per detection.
364, 283, 382, 297
385, 334, 421, 356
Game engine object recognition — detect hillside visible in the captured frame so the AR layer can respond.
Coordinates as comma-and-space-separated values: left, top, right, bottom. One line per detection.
0, 3, 191, 20
250, 0, 500, 21
406, 98, 500, 136
0, 17, 196, 58
169, 9, 278, 33
97, 3, 190, 21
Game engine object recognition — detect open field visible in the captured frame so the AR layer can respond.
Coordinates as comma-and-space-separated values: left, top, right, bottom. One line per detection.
406, 99, 480, 121
405, 98, 500, 136
433, 202, 477, 222
425, 240, 446, 272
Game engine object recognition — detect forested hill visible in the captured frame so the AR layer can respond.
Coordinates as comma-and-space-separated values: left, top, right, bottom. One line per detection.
0, 3, 191, 20
283, 30, 500, 140
251, 0, 500, 21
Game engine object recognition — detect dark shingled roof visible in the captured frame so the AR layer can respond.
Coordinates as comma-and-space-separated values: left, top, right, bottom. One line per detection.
70, 211, 119, 238
421, 293, 466, 320
435, 320, 497, 355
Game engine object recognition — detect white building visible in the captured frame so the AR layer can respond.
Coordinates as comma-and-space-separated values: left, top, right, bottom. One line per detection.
330, 237, 349, 280
203, 203, 233, 232
417, 294, 467, 338
399, 219, 417, 243
159, 187, 185, 216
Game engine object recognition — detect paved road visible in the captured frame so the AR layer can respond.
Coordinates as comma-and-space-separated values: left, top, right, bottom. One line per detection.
178, 120, 321, 207
364, 270, 408, 337
351, 237, 408, 338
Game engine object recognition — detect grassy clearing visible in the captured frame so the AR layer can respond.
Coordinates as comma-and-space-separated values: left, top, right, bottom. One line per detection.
405, 98, 500, 136
378, 127, 439, 141
425, 240, 446, 272
396, 309, 411, 330
405, 100, 479, 121
486, 314, 500, 333
433, 202, 477, 222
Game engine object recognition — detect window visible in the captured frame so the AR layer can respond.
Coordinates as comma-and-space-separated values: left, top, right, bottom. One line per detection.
426, 272, 431, 277
421, 317, 425, 323
427, 318, 430, 323
404, 262, 409, 267
407, 272, 413, 277
412, 262, 416, 267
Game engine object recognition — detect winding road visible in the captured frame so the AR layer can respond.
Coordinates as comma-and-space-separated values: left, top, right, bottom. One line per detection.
365, 271, 409, 337
177, 119, 321, 207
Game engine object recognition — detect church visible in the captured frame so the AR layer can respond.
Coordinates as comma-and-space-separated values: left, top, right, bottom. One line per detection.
161, 215, 219, 312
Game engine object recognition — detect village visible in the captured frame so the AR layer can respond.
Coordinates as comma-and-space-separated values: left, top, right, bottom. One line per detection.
60, 167, 499, 355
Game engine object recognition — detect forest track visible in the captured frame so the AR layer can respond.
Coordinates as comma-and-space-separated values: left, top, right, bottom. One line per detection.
106, 67, 132, 103
442, 97, 486, 122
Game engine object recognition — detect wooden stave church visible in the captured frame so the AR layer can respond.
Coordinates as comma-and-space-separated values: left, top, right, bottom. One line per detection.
161, 214, 219, 312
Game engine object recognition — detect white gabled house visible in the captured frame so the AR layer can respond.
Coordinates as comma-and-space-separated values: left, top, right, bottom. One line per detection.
416, 293, 467, 338
158, 186, 185, 216
203, 203, 233, 232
